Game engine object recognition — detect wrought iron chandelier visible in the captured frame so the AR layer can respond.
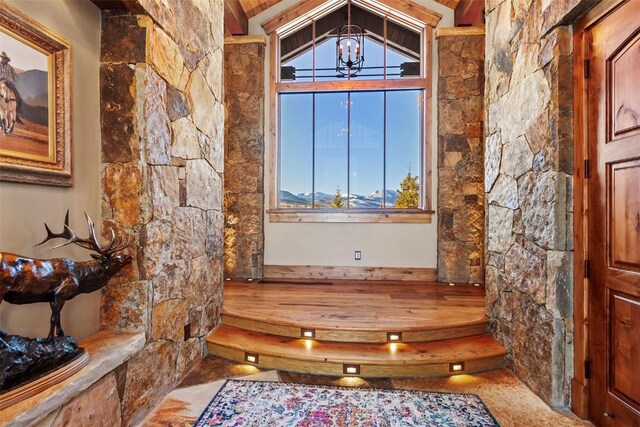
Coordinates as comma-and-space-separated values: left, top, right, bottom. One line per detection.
336, 0, 365, 77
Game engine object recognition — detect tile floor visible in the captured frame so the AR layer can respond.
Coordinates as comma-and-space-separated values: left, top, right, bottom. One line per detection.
142, 356, 592, 426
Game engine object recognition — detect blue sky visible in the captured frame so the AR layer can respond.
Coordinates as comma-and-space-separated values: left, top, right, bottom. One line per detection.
280, 36, 422, 197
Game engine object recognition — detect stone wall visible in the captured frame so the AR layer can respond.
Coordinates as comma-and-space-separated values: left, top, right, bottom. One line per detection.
224, 40, 265, 279
99, 0, 224, 424
437, 32, 485, 284
484, 0, 592, 409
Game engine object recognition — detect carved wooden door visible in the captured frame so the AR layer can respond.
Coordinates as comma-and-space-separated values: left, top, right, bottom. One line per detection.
587, 1, 640, 425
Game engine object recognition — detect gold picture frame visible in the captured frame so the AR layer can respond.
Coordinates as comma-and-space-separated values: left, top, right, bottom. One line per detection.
0, 2, 71, 186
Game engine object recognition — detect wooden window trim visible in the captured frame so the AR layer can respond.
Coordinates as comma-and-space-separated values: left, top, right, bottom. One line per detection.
267, 4, 434, 224
261, 0, 442, 35
268, 209, 433, 223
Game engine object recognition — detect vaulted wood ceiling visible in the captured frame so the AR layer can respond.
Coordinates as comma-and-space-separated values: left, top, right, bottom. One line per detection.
225, 0, 483, 36
239, 0, 282, 18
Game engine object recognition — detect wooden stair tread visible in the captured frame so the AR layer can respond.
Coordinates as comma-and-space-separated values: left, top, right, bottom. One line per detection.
207, 325, 505, 365
223, 280, 488, 331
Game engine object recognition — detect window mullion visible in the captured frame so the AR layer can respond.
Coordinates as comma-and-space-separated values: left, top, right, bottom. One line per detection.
312, 20, 316, 82
383, 16, 387, 80
383, 91, 387, 209
346, 91, 351, 209
312, 93, 316, 208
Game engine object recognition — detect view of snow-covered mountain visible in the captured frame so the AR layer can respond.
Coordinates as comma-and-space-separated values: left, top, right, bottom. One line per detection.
280, 189, 398, 208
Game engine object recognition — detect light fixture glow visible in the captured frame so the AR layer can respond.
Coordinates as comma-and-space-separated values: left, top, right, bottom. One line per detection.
389, 342, 398, 354
449, 362, 464, 372
387, 332, 402, 342
343, 364, 361, 375
301, 328, 316, 338
244, 352, 259, 364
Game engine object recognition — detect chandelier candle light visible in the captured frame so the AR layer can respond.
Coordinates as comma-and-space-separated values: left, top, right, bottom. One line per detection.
336, 0, 365, 77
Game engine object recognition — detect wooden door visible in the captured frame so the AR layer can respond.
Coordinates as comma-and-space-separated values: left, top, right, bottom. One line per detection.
587, 1, 640, 425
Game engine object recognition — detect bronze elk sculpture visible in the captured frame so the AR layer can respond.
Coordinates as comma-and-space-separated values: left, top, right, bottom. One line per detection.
0, 211, 132, 341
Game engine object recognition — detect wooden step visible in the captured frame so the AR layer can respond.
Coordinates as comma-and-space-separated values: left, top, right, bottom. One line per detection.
222, 313, 488, 343
207, 325, 506, 378
222, 280, 489, 343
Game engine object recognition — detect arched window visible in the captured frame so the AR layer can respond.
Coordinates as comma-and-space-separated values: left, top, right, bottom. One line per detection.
265, 0, 439, 222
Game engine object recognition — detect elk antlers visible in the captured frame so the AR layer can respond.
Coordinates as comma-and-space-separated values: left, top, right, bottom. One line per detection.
36, 210, 130, 257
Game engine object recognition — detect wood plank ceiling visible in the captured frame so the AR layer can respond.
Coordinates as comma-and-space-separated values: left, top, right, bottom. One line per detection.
239, 0, 282, 18
225, 0, 482, 35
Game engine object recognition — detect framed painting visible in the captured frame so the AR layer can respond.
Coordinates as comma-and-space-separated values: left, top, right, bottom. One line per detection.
0, 3, 71, 186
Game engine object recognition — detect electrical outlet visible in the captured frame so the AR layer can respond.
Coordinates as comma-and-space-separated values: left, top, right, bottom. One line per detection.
354, 250, 362, 261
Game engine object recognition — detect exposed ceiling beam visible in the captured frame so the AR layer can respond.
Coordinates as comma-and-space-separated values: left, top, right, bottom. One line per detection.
434, 0, 460, 9
225, 0, 249, 35
454, 0, 484, 26
90, 0, 144, 12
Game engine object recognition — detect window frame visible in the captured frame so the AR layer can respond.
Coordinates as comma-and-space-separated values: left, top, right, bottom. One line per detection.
266, 0, 438, 223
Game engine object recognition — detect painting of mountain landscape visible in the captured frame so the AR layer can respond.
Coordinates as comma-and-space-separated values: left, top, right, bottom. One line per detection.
0, 29, 50, 162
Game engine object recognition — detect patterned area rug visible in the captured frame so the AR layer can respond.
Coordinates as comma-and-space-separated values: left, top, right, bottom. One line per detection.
194, 379, 500, 426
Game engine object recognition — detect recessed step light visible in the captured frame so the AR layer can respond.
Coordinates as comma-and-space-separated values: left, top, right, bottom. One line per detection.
343, 364, 361, 375
387, 332, 402, 342
245, 352, 259, 364
449, 362, 465, 372
301, 328, 316, 338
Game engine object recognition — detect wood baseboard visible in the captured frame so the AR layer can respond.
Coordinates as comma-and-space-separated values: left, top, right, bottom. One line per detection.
263, 265, 438, 282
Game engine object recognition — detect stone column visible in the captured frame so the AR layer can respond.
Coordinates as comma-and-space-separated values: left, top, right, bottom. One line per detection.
437, 30, 485, 284
484, 0, 591, 408
99, 1, 224, 424
224, 38, 266, 279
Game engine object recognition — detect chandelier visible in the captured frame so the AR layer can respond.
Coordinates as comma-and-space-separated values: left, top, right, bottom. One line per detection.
336, 0, 365, 77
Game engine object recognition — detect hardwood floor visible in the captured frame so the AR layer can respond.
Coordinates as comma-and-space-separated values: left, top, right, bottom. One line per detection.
144, 357, 590, 427
208, 279, 504, 378
223, 279, 488, 337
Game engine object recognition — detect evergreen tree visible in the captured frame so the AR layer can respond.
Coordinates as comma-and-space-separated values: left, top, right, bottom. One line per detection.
395, 171, 419, 208
331, 185, 344, 208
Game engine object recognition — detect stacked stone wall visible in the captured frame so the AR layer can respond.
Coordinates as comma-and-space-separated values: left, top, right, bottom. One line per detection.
99, 0, 224, 424
484, 0, 593, 408
224, 41, 265, 279
437, 33, 485, 284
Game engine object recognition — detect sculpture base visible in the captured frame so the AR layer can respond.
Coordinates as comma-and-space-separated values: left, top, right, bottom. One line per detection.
0, 333, 86, 394
0, 349, 89, 410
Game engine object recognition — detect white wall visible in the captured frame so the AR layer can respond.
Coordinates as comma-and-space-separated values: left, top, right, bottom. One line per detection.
0, 0, 102, 339
249, 0, 453, 268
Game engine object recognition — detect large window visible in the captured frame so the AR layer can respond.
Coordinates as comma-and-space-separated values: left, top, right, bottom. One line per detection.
280, 90, 423, 209
269, 0, 434, 222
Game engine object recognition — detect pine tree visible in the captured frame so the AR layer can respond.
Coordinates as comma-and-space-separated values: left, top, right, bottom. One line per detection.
394, 171, 419, 208
331, 185, 344, 208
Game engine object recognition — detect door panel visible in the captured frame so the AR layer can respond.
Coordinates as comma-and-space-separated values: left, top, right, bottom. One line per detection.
588, 1, 640, 426
610, 160, 640, 269
610, 292, 640, 409
610, 32, 640, 140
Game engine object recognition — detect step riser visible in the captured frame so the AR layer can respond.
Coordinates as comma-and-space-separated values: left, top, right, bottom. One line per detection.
208, 342, 505, 378
222, 314, 488, 343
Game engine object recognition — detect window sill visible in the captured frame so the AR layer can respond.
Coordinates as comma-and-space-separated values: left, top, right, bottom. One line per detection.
268, 209, 433, 223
